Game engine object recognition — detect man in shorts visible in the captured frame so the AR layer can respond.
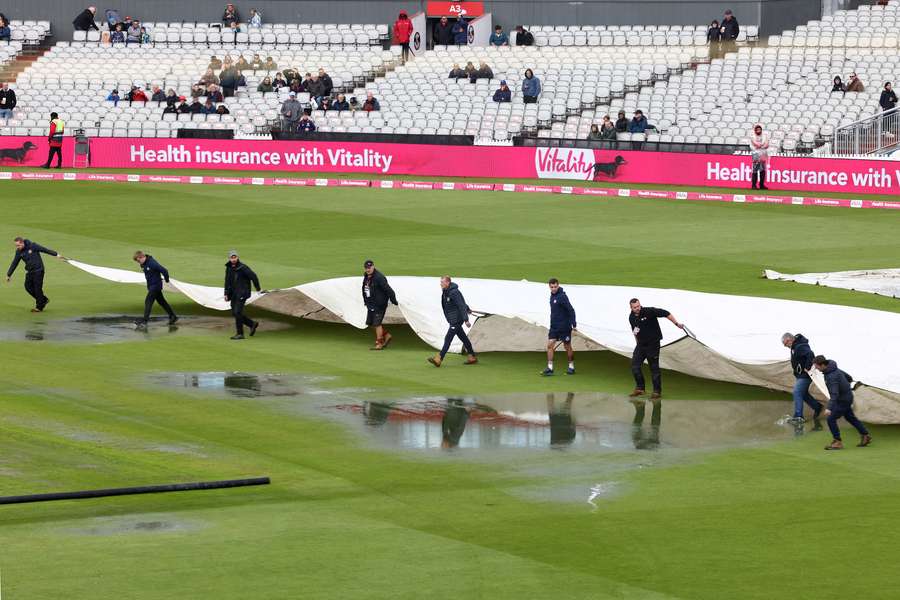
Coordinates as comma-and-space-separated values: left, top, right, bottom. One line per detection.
362, 259, 398, 350
543, 278, 577, 375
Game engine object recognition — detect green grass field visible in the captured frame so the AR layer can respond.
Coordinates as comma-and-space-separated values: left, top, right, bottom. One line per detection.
2, 178, 899, 599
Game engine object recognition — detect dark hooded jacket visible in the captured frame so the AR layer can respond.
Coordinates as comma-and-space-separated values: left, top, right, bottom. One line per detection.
441, 282, 470, 326
821, 360, 854, 409
362, 269, 397, 310
140, 255, 170, 291
549, 287, 577, 331
789, 333, 815, 380
224, 260, 261, 301
7, 240, 57, 277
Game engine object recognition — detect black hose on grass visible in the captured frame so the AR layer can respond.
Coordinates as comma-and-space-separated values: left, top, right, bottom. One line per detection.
0, 477, 271, 505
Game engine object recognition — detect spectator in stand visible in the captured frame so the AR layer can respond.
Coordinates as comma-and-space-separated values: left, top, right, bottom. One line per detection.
248, 8, 262, 28
236, 55, 250, 71
707, 20, 721, 59
307, 74, 327, 108
318, 68, 334, 97
463, 61, 476, 78
281, 91, 303, 131
200, 69, 219, 86
492, 80, 511, 103
208, 55, 223, 70
189, 97, 204, 114
289, 77, 304, 94
235, 70, 247, 88
614, 110, 628, 132
163, 102, 178, 115
720, 9, 739, 53
332, 94, 350, 111
470, 61, 493, 83
106, 89, 120, 105
0, 18, 10, 41
264, 56, 277, 72
489, 25, 509, 46
219, 66, 237, 97
176, 96, 191, 113
216, 103, 230, 115
297, 113, 316, 133
392, 10, 414, 62
73, 6, 99, 32
452, 18, 467, 46
434, 16, 454, 46
0, 82, 16, 118
110, 23, 125, 44
880, 82, 897, 111
151, 86, 166, 102
628, 110, 649, 133
846, 72, 864, 92
222, 54, 234, 69
831, 76, 846, 93
522, 68, 541, 103
349, 96, 360, 111
362, 91, 381, 112
257, 77, 274, 93
207, 84, 224, 103
250, 54, 263, 71
222, 3, 239, 26
201, 98, 217, 114
128, 86, 148, 102
190, 84, 205, 99
282, 65, 299, 82
319, 96, 333, 111
165, 88, 178, 106
126, 19, 141, 45
140, 27, 150, 44
588, 124, 602, 140
515, 25, 534, 46
600, 115, 617, 140
272, 73, 287, 89
228, 21, 242, 35
449, 63, 466, 79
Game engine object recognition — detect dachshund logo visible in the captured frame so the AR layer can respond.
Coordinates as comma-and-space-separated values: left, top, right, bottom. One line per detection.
592, 155, 627, 178
0, 141, 37, 163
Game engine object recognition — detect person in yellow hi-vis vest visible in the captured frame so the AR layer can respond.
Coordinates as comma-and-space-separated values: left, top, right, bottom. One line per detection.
42, 111, 64, 168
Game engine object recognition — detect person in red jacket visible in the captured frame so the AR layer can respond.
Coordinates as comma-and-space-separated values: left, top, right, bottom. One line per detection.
392, 10, 414, 62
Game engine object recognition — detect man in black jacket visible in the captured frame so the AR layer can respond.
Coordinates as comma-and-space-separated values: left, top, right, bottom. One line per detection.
720, 9, 739, 53
781, 332, 824, 422
433, 16, 454, 46
543, 278, 577, 376
628, 298, 684, 399
362, 259, 398, 350
7, 237, 64, 312
515, 25, 534, 47
428, 276, 477, 367
0, 82, 16, 119
72, 6, 99, 31
814, 355, 871, 450
133, 250, 177, 328
224, 250, 261, 340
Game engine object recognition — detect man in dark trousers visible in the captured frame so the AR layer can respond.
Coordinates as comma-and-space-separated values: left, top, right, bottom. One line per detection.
543, 278, 577, 376
815, 355, 871, 450
628, 298, 684, 399
6, 236, 64, 312
428, 276, 477, 367
781, 332, 824, 423
720, 9, 739, 53
42, 112, 65, 168
133, 250, 177, 328
362, 259, 398, 350
223, 250, 261, 340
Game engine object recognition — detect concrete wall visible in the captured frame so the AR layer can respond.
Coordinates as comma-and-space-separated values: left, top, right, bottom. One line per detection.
2, 0, 820, 40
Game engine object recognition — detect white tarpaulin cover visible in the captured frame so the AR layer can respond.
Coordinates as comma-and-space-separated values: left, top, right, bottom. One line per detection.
765, 268, 900, 299
67, 260, 900, 423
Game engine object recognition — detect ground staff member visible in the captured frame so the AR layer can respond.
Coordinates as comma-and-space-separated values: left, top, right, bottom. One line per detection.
224, 250, 261, 340
362, 259, 397, 350
781, 332, 824, 422
43, 111, 65, 168
133, 250, 178, 328
628, 298, 683, 399
428, 276, 477, 367
6, 236, 64, 312
815, 355, 871, 450
543, 278, 576, 376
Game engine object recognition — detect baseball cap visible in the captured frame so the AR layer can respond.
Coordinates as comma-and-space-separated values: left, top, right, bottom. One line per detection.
500, 80, 507, 85
289, 91, 296, 96
228, 250, 238, 258
364, 260, 374, 268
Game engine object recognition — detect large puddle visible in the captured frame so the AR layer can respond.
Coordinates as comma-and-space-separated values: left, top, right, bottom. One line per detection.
0, 315, 288, 343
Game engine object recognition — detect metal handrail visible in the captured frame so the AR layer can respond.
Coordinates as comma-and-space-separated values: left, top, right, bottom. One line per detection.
832, 105, 900, 155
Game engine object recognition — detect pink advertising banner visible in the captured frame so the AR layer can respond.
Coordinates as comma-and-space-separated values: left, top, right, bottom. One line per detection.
0, 136, 898, 195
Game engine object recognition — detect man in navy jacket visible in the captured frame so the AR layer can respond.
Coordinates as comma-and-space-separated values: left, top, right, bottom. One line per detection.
781, 332, 824, 422
814, 355, 871, 450
543, 278, 577, 376
7, 236, 64, 312
428, 276, 477, 367
133, 250, 177, 327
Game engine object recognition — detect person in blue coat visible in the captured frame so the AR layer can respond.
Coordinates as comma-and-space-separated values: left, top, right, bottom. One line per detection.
522, 69, 541, 104
492, 80, 511, 102
781, 332, 824, 422
814, 355, 871, 450
428, 276, 477, 367
452, 18, 468, 45
543, 278, 577, 376
133, 250, 178, 328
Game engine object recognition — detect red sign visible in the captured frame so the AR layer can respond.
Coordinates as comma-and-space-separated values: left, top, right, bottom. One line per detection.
426, 1, 485, 17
